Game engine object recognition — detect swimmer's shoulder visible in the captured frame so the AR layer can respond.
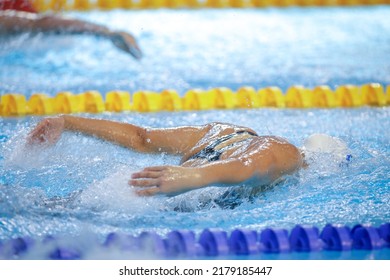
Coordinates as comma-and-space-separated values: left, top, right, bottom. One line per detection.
249, 136, 303, 173
256, 135, 300, 151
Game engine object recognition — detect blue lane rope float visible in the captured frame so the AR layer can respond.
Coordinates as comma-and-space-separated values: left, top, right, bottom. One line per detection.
0, 83, 389, 117
320, 224, 353, 251
259, 228, 290, 253
0, 223, 389, 259
289, 225, 323, 252
229, 229, 259, 255
198, 229, 229, 256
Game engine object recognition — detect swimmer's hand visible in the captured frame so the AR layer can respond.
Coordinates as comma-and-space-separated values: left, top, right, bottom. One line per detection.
108, 31, 142, 59
27, 116, 65, 146
130, 159, 265, 196
129, 166, 202, 196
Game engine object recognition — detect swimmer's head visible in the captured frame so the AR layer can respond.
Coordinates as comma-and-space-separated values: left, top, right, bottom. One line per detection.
302, 133, 352, 164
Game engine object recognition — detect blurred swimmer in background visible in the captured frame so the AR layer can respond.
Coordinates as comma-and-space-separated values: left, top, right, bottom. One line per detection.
27, 116, 351, 197
0, 0, 142, 59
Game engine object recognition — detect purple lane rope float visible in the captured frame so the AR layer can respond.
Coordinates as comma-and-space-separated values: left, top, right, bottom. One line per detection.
1, 223, 389, 259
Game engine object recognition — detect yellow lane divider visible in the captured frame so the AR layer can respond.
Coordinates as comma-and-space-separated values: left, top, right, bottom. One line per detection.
0, 94, 27, 117
0, 83, 388, 117
53, 91, 80, 114
105, 91, 132, 112
31, 0, 389, 11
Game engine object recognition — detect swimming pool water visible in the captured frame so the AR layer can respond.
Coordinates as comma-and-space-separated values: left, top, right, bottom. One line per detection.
1, 108, 389, 251
0, 7, 389, 259
0, 6, 389, 96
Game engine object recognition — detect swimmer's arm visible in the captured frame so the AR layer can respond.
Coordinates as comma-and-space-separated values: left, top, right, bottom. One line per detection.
60, 115, 156, 151
141, 124, 212, 155
63, 116, 211, 154
0, 11, 33, 35
0, 11, 108, 36
34, 15, 114, 37
195, 146, 303, 188
27, 115, 148, 148
195, 158, 269, 186
0, 11, 142, 58
131, 156, 275, 196
29, 116, 208, 154
36, 15, 143, 58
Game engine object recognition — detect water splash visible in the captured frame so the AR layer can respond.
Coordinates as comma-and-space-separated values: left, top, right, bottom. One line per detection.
0, 111, 389, 262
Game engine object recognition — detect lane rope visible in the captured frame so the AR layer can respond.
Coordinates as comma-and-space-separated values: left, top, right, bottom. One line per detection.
30, 0, 390, 12
1, 223, 389, 259
1, 83, 389, 117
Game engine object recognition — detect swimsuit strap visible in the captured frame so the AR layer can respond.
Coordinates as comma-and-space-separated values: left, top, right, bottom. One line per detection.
186, 130, 257, 162
206, 130, 257, 149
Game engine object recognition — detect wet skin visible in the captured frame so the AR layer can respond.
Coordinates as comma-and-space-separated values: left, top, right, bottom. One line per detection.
0, 10, 142, 59
27, 116, 303, 196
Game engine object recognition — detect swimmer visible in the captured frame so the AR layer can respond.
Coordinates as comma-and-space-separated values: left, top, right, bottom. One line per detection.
0, 8, 142, 59
27, 116, 349, 196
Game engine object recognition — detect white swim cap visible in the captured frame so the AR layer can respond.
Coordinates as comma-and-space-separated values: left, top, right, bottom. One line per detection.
302, 134, 350, 163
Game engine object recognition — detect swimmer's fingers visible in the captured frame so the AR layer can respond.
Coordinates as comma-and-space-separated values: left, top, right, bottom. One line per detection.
130, 165, 188, 196
27, 117, 64, 146
129, 178, 160, 188
129, 177, 161, 196
129, 167, 167, 195
134, 187, 160, 197
131, 170, 161, 179
130, 166, 167, 180
27, 120, 50, 144
142, 166, 167, 172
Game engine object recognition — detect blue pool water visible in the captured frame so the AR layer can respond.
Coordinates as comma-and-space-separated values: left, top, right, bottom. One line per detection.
0, 7, 390, 259
1, 6, 389, 95
1, 109, 389, 259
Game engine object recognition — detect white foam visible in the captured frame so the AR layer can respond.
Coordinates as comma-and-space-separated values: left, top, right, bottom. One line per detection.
78, 166, 158, 213
302, 133, 349, 163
